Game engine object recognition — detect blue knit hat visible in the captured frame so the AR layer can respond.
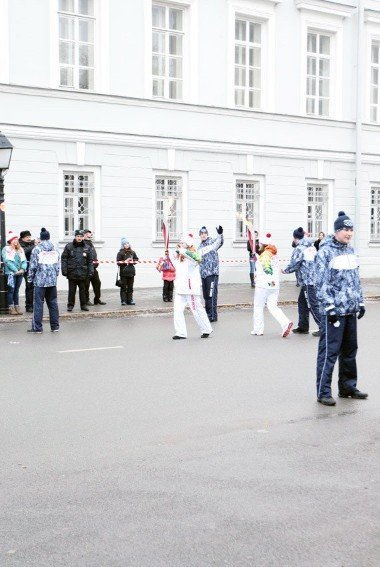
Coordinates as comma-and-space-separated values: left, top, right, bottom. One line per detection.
121, 237, 130, 247
334, 211, 354, 232
40, 227, 50, 241
199, 226, 208, 235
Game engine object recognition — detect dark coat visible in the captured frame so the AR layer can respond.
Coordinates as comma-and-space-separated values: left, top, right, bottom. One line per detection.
61, 240, 94, 280
84, 239, 99, 267
117, 248, 139, 277
20, 239, 36, 263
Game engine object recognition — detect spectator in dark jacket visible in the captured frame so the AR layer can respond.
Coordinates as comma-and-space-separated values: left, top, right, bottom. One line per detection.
19, 230, 37, 312
314, 231, 325, 251
83, 229, 106, 306
117, 238, 139, 306
61, 230, 94, 312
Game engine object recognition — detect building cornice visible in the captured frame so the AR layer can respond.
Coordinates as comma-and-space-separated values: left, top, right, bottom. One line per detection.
0, 83, 356, 130
295, 0, 356, 18
365, 9, 380, 25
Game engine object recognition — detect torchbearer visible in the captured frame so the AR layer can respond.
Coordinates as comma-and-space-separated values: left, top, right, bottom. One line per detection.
172, 233, 213, 340
315, 211, 368, 406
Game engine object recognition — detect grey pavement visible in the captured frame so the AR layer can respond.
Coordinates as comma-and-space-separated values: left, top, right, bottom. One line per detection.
1, 305, 379, 566
1, 278, 380, 324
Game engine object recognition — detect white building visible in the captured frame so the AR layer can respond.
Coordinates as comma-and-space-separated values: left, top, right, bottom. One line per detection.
0, 0, 380, 289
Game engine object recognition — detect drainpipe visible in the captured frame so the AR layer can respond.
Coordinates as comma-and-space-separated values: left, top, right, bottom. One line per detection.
355, 0, 364, 250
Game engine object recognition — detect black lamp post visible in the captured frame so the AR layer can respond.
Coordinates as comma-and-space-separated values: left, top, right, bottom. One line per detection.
0, 132, 14, 315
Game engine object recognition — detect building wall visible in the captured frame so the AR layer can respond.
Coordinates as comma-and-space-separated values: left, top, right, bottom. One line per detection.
1, 0, 380, 289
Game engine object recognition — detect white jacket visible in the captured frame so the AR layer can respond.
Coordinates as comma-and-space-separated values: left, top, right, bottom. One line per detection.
172, 252, 202, 295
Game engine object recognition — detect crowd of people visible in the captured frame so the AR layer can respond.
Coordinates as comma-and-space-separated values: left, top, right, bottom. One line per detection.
1, 212, 368, 406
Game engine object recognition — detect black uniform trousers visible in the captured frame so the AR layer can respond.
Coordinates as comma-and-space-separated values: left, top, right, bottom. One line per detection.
23, 273, 34, 310
163, 280, 174, 301
68, 279, 87, 308
202, 275, 219, 322
120, 276, 134, 303
316, 314, 358, 399
298, 284, 321, 330
85, 267, 101, 302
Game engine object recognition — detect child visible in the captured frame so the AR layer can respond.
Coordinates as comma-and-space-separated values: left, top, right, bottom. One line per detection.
252, 233, 293, 337
156, 250, 176, 302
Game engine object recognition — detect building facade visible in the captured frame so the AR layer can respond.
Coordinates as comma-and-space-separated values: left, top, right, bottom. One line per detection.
0, 0, 380, 289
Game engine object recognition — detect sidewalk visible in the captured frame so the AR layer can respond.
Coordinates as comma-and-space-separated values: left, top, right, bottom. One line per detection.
1, 279, 380, 324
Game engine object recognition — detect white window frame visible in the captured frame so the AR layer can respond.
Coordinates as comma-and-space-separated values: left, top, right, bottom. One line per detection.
234, 16, 263, 110
305, 179, 333, 238
233, 176, 263, 242
0, 0, 10, 84
50, 0, 106, 91
227, 1, 277, 112
299, 13, 344, 119
306, 29, 332, 118
365, 22, 380, 123
370, 185, 380, 242
58, 165, 101, 242
152, 171, 188, 244
144, 0, 198, 104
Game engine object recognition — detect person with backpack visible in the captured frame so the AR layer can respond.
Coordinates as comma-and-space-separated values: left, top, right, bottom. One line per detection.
156, 249, 176, 302
27, 227, 60, 333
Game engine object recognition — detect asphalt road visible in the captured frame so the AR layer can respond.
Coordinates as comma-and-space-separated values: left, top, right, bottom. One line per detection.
1, 305, 379, 567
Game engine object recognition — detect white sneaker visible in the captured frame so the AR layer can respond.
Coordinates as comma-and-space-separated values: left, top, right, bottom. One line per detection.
251, 331, 263, 336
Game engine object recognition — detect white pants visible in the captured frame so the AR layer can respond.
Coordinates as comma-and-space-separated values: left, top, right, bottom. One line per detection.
253, 288, 290, 334
174, 294, 212, 338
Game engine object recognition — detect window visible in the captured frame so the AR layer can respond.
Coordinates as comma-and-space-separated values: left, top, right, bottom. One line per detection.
306, 31, 331, 117
235, 180, 260, 239
234, 19, 261, 109
152, 3, 184, 100
307, 184, 328, 237
155, 176, 182, 240
370, 186, 380, 241
63, 172, 94, 237
58, 0, 95, 90
370, 42, 380, 123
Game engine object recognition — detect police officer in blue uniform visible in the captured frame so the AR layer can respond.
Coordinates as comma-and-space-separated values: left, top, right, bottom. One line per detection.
315, 211, 368, 406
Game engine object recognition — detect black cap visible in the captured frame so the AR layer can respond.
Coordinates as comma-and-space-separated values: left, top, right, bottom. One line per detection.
75, 229, 84, 236
19, 230, 31, 239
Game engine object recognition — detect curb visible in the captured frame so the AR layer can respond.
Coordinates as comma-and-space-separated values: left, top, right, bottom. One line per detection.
1, 295, 379, 323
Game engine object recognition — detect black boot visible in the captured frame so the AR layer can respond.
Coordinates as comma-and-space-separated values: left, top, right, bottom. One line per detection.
250, 273, 255, 288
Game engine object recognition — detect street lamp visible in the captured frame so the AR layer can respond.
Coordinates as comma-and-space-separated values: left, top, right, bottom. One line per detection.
0, 132, 14, 315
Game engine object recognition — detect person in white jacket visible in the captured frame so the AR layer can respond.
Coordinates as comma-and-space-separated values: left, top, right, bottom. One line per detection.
172, 233, 220, 340
252, 233, 293, 337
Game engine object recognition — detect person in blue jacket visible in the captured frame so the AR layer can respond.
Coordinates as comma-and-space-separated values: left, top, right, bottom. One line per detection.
197, 225, 224, 322
315, 211, 368, 406
27, 227, 60, 333
1, 230, 27, 315
282, 227, 321, 336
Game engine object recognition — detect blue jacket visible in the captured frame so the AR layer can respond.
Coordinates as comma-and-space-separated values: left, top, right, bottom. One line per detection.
198, 234, 224, 278
315, 235, 364, 316
283, 237, 317, 286
28, 240, 60, 288
1, 246, 27, 275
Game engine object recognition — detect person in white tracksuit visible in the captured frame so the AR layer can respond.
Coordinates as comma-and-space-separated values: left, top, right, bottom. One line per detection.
172, 233, 221, 340
252, 233, 293, 337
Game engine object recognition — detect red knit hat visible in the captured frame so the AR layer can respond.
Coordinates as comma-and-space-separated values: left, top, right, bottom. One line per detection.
7, 230, 18, 244
259, 232, 273, 246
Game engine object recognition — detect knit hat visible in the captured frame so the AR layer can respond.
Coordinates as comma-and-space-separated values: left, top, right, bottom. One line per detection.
259, 232, 273, 246
334, 211, 354, 232
180, 233, 195, 247
121, 237, 130, 247
40, 227, 50, 241
293, 227, 305, 240
74, 229, 84, 236
19, 230, 31, 239
6, 230, 18, 244
199, 226, 208, 235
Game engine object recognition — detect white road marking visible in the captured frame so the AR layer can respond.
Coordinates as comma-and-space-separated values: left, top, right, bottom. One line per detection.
57, 346, 124, 354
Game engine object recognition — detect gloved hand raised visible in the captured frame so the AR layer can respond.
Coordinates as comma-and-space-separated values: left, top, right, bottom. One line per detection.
216, 225, 223, 235
358, 306, 366, 319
